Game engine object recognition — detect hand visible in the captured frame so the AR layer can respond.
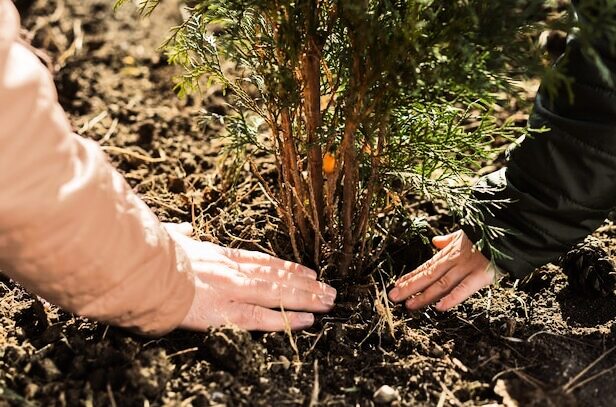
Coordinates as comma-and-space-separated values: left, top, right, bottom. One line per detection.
164, 223, 336, 332
388, 230, 495, 311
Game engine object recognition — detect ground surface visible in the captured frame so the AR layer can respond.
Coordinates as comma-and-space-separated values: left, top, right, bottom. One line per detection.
2, 1, 616, 406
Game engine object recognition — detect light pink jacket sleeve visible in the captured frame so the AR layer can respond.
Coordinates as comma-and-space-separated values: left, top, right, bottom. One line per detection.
0, 0, 195, 336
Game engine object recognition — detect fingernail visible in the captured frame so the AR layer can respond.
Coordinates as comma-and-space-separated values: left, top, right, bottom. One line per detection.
389, 288, 400, 301
320, 294, 335, 306
405, 297, 416, 309
435, 300, 445, 311
298, 313, 314, 326
301, 267, 317, 278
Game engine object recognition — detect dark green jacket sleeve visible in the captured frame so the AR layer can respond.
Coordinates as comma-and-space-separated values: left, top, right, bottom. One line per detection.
462, 7, 616, 279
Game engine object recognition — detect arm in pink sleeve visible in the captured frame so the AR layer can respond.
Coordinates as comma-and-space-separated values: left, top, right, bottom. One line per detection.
0, 0, 195, 336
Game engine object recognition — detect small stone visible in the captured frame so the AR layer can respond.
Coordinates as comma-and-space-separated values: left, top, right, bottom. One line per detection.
373, 385, 400, 404
429, 344, 445, 358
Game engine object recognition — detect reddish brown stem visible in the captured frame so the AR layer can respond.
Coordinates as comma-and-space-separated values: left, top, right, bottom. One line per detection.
357, 117, 386, 271
339, 118, 359, 276
301, 41, 325, 235
280, 109, 312, 248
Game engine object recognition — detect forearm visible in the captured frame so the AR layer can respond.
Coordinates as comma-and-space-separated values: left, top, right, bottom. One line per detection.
0, 0, 194, 335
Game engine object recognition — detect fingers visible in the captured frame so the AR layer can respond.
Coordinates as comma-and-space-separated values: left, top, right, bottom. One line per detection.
231, 277, 335, 312
388, 247, 457, 302
192, 262, 335, 313
163, 222, 194, 237
394, 235, 460, 288
191, 255, 334, 304
387, 230, 493, 311
432, 231, 460, 249
179, 287, 316, 332
238, 263, 333, 293
434, 265, 494, 311
226, 303, 315, 331
404, 267, 470, 310
225, 247, 318, 279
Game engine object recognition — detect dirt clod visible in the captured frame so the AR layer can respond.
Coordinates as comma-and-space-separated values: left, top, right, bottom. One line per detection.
559, 237, 616, 296
202, 327, 264, 373
126, 349, 174, 399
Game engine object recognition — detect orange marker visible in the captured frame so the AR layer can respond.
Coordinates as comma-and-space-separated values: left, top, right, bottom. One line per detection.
323, 152, 336, 174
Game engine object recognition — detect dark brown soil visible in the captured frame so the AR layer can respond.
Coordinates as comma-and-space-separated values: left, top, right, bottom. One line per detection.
2, 1, 616, 406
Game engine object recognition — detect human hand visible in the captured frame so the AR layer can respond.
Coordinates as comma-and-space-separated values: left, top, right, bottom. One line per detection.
388, 230, 495, 311
164, 223, 336, 332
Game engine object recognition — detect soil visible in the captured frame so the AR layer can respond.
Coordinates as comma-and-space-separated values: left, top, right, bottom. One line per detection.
2, 1, 616, 406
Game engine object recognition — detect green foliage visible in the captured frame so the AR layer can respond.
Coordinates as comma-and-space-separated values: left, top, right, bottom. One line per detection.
120, 0, 575, 274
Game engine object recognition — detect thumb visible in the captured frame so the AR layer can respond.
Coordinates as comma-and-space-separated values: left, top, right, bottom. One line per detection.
432, 232, 459, 250
163, 222, 194, 237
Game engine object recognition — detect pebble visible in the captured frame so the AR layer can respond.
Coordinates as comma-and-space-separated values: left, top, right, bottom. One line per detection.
373, 385, 400, 404
429, 344, 445, 358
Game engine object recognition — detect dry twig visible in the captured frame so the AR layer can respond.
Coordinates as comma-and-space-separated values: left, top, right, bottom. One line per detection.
562, 346, 616, 393
308, 359, 320, 407
101, 145, 166, 163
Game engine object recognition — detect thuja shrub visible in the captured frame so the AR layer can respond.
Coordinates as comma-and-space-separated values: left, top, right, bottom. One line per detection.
119, 0, 567, 276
